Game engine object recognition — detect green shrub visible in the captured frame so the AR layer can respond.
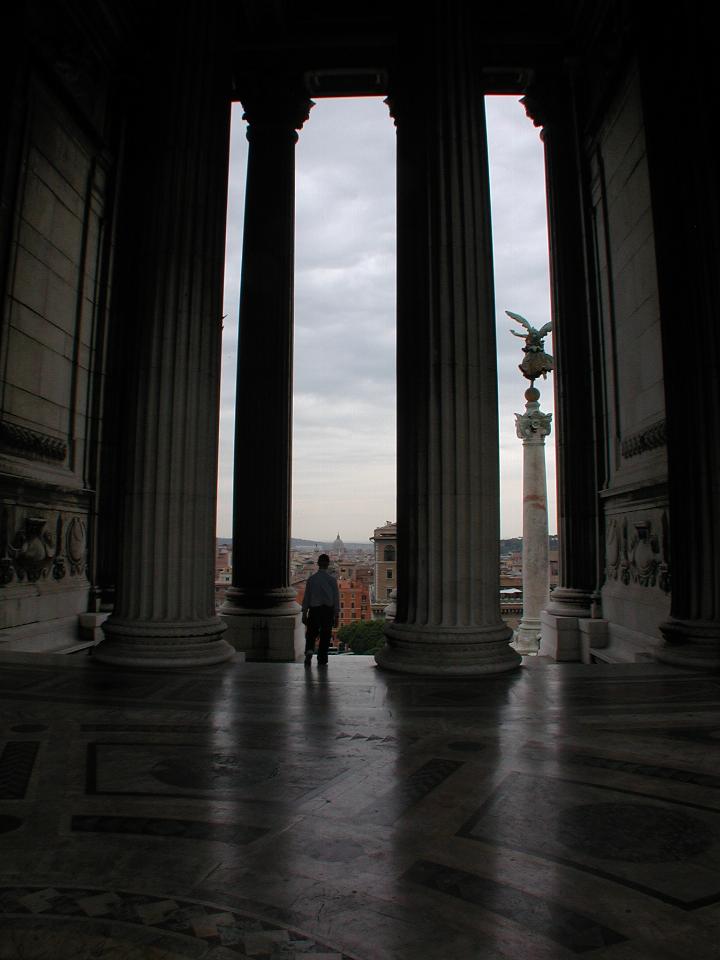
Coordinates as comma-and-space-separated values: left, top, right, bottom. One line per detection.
337, 619, 386, 654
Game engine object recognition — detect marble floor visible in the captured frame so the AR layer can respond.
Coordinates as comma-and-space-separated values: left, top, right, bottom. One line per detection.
1, 652, 720, 959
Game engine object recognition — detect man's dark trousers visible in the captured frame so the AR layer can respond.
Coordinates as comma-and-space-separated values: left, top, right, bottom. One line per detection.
305, 605, 335, 664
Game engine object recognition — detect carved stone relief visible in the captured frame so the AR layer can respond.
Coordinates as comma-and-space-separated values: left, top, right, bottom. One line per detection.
0, 509, 88, 586
605, 512, 670, 592
66, 517, 87, 576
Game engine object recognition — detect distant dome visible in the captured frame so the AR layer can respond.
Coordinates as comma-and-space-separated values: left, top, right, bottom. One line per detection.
333, 532, 345, 555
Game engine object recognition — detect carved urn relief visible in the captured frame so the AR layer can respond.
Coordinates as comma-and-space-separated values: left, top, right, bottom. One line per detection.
0, 512, 88, 586
8, 517, 56, 582
605, 512, 670, 593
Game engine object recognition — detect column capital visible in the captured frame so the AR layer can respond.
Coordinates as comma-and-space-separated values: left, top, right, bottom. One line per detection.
515, 408, 552, 443
515, 388, 552, 443
239, 79, 314, 135
383, 69, 427, 130
520, 67, 576, 134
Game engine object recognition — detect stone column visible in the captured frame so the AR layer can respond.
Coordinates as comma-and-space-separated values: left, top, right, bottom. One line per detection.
95, 3, 234, 667
376, 4, 520, 675
220, 84, 312, 661
514, 387, 552, 653
522, 77, 603, 661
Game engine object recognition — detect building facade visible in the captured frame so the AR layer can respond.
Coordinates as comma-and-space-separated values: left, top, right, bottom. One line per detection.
371, 521, 397, 604
338, 578, 372, 629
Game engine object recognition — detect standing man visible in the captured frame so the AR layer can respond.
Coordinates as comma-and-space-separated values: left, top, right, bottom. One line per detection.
302, 553, 340, 667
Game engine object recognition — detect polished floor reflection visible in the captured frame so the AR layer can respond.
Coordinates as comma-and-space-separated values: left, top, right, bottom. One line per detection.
1, 653, 720, 958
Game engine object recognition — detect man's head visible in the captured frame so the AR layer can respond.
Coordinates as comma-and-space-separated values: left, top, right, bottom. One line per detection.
317, 553, 330, 568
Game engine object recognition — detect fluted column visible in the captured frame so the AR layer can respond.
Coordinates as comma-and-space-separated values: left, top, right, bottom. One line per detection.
96, 2, 234, 666
376, 3, 520, 675
514, 387, 552, 653
220, 84, 312, 660
522, 77, 600, 622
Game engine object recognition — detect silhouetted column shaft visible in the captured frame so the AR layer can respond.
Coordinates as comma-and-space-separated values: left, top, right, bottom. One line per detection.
97, 3, 233, 666
523, 79, 599, 618
223, 91, 312, 614
377, 3, 519, 675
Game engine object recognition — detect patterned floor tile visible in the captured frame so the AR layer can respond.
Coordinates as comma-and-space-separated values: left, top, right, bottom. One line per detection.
403, 859, 627, 953
0, 741, 39, 798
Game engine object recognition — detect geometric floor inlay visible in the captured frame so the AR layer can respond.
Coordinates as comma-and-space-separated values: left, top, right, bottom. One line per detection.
360, 758, 464, 824
403, 859, 627, 953
4, 657, 720, 960
0, 742, 40, 799
565, 752, 720, 790
86, 742, 350, 802
556, 801, 715, 863
458, 771, 720, 909
0, 886, 352, 958
0, 816, 23, 834
71, 814, 270, 845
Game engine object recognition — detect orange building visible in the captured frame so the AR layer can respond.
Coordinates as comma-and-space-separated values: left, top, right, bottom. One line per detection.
338, 579, 372, 628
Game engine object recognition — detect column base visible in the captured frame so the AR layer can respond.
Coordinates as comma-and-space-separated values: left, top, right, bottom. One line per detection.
656, 618, 720, 669
95, 617, 235, 667
223, 586, 299, 614
513, 618, 541, 655
375, 622, 520, 676
545, 587, 593, 618
220, 607, 304, 661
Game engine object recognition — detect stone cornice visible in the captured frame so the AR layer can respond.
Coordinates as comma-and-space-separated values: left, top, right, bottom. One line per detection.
0, 422, 67, 463
621, 420, 666, 459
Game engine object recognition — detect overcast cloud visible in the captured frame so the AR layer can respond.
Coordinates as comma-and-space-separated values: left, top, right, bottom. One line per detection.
218, 96, 555, 542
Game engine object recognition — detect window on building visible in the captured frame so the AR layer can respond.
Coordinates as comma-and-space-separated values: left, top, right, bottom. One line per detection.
386, 569, 393, 579
383, 546, 395, 561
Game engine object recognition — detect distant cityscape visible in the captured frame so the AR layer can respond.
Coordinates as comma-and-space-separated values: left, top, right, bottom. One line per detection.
215, 524, 558, 652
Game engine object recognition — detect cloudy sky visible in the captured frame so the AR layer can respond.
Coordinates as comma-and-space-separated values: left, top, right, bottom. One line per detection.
218, 95, 555, 543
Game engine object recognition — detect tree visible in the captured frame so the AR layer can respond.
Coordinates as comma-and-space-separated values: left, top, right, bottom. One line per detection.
337, 619, 386, 654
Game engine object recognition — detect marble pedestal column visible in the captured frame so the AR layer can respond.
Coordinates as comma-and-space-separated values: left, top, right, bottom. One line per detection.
514, 387, 552, 654
376, 4, 520, 676
96, 3, 234, 667
220, 87, 312, 662
523, 77, 601, 661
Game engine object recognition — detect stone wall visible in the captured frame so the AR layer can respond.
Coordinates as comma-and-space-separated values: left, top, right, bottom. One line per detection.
588, 62, 670, 656
0, 38, 117, 649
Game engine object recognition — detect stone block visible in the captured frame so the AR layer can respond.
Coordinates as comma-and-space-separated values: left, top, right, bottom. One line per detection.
0, 615, 81, 653
220, 611, 303, 662
578, 618, 609, 664
540, 611, 582, 662
78, 612, 110, 643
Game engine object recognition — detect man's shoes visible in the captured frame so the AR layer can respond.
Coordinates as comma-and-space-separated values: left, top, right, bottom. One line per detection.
304, 653, 312, 667
317, 660, 328, 668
